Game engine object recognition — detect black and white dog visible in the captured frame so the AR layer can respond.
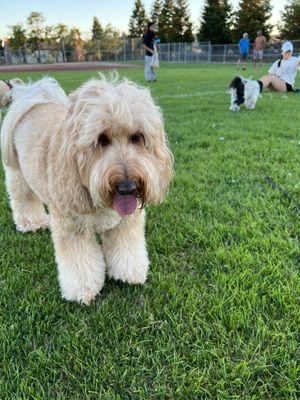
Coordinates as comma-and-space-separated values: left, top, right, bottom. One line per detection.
229, 76, 263, 111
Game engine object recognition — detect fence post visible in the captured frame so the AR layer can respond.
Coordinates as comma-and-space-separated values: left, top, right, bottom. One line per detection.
168, 43, 170, 63
173, 42, 175, 62
123, 40, 126, 61
207, 41, 211, 63
3, 38, 9, 64
179, 42, 181, 62
61, 39, 66, 62
223, 44, 227, 64
184, 42, 187, 63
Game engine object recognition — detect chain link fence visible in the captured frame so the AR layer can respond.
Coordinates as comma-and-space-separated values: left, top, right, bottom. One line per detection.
1, 39, 299, 66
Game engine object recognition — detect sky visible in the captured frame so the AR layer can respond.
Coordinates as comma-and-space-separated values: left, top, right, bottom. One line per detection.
0, 0, 283, 38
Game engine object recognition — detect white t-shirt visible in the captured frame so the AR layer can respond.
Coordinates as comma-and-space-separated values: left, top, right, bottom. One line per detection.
268, 56, 300, 86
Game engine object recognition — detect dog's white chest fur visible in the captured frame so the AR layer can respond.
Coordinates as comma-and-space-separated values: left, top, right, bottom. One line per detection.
93, 209, 122, 233
51, 208, 122, 236
80, 209, 122, 233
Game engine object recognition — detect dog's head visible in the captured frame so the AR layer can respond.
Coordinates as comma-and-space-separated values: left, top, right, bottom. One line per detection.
228, 76, 245, 112
62, 75, 173, 216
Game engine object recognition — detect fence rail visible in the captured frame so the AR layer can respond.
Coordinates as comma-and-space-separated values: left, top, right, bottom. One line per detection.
1, 40, 300, 66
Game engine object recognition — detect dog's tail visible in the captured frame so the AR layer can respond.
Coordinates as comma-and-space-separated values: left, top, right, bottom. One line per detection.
1, 77, 68, 168
229, 76, 245, 106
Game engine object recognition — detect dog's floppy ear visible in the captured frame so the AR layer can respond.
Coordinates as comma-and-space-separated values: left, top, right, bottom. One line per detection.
51, 87, 96, 215
53, 143, 94, 215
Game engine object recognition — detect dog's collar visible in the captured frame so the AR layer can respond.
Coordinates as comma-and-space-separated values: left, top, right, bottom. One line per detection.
2, 79, 13, 90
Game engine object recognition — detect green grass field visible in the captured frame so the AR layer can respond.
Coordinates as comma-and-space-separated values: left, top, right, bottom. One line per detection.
0, 64, 299, 399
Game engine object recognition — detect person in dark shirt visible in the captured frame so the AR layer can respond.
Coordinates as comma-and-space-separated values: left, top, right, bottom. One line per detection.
142, 22, 157, 82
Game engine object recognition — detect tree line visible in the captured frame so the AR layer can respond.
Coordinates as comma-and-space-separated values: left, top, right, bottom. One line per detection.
128, 0, 300, 43
2, 0, 300, 61
2, 12, 123, 63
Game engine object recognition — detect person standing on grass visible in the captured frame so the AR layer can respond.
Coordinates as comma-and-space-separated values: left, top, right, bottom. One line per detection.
142, 22, 157, 82
257, 41, 300, 93
253, 30, 266, 68
237, 33, 250, 71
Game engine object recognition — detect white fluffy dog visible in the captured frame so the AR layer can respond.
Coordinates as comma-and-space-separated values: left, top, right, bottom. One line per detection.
0, 78, 24, 107
1, 76, 173, 304
229, 76, 262, 111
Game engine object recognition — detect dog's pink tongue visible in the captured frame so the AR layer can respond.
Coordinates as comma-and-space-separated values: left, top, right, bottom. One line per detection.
113, 194, 137, 216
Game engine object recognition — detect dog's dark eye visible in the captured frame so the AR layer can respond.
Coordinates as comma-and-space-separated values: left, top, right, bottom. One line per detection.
97, 133, 111, 147
130, 133, 145, 145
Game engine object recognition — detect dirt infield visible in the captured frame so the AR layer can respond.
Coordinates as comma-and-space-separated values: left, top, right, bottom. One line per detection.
0, 61, 138, 73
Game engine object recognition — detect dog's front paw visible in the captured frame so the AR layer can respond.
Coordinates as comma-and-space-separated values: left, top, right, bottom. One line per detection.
59, 266, 105, 305
107, 259, 149, 285
229, 104, 240, 112
61, 285, 100, 305
15, 214, 49, 232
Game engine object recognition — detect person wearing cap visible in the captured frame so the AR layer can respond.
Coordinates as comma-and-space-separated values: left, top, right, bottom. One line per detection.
237, 33, 250, 71
253, 30, 266, 68
257, 41, 300, 92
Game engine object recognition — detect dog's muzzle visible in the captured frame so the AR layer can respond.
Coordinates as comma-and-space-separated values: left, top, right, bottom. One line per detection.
113, 180, 140, 217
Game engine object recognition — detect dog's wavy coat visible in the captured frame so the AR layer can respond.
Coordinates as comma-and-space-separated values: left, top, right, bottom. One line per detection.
1, 76, 173, 304
229, 76, 262, 111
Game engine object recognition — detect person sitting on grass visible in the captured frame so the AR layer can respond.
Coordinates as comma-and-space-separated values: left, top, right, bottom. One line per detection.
257, 41, 300, 93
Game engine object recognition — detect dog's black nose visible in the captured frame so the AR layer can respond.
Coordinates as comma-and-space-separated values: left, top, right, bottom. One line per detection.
116, 181, 137, 195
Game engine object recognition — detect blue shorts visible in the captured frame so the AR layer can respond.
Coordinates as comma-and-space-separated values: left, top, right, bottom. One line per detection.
240, 53, 248, 60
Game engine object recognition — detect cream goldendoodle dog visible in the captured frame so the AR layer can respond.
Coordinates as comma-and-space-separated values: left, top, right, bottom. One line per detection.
0, 78, 24, 107
1, 75, 173, 304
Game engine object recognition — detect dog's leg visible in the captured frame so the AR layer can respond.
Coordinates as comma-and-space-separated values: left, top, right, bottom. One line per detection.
102, 209, 149, 285
229, 89, 240, 111
51, 217, 105, 305
5, 166, 49, 232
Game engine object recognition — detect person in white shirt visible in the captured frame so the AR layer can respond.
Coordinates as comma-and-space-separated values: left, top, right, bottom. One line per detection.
257, 41, 300, 92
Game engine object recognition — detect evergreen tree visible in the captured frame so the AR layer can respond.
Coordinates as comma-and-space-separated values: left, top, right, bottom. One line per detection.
198, 0, 232, 44
159, 0, 175, 42
233, 0, 272, 42
128, 0, 147, 38
92, 16, 104, 41
173, 0, 194, 42
279, 0, 300, 39
151, 0, 163, 36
